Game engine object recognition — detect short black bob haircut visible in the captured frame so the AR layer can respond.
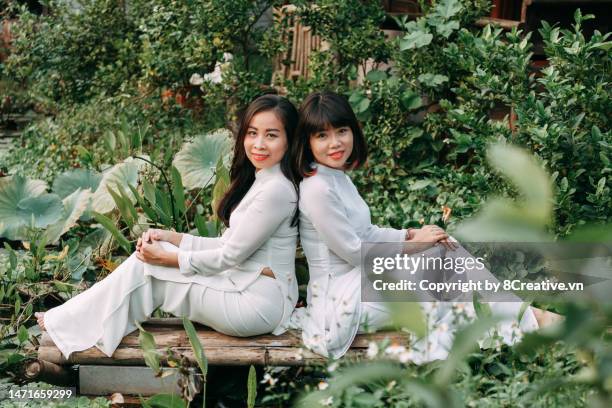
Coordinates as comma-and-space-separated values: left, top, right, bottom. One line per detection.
293, 91, 368, 178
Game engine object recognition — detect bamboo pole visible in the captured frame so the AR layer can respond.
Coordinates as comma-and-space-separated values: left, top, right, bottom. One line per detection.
39, 326, 409, 367
22, 359, 75, 386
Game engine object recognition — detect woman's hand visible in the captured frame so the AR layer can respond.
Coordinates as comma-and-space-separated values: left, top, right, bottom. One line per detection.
135, 240, 176, 267
136, 229, 182, 252
409, 225, 456, 251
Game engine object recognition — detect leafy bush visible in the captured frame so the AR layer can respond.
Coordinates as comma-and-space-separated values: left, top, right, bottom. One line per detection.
514, 11, 611, 237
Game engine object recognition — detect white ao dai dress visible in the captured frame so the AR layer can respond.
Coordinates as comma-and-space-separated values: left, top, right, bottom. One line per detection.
290, 164, 539, 362
44, 164, 298, 359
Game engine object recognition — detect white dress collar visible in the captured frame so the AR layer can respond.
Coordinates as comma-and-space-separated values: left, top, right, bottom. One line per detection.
255, 163, 283, 181
313, 163, 345, 178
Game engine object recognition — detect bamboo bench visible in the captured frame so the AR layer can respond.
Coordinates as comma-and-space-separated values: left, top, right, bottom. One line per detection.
33, 318, 408, 396
38, 318, 408, 366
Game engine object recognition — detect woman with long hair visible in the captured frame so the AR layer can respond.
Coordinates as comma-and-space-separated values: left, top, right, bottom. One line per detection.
290, 91, 540, 361
37, 94, 300, 359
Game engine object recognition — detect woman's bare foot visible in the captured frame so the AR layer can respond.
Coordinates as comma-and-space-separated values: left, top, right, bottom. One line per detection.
35, 312, 46, 331
532, 307, 564, 328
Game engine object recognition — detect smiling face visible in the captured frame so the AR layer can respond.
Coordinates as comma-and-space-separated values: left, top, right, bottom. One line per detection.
309, 125, 354, 170
243, 110, 288, 171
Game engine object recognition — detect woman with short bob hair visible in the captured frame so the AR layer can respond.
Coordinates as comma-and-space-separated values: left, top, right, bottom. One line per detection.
38, 94, 301, 359
290, 90, 539, 361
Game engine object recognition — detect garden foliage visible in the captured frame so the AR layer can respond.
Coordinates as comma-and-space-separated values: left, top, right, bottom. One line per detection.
0, 0, 610, 406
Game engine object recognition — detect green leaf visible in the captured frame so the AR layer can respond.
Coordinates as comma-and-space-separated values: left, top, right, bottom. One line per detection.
143, 393, 186, 408
182, 317, 207, 408
388, 302, 426, 337
297, 362, 403, 407
128, 184, 158, 223
0, 176, 61, 240
408, 179, 433, 191
247, 365, 257, 408
92, 212, 131, 253
434, 315, 501, 386
52, 168, 102, 199
435, 0, 462, 19
91, 157, 146, 214
211, 159, 230, 219
400, 90, 423, 110
365, 70, 387, 82
400, 30, 433, 50
107, 186, 135, 229
45, 188, 93, 244
194, 212, 209, 237
595, 177, 606, 196
173, 129, 232, 190
135, 321, 162, 376
171, 166, 186, 218
487, 144, 553, 222
17, 325, 29, 344
472, 292, 492, 319
435, 20, 460, 38
418, 73, 449, 87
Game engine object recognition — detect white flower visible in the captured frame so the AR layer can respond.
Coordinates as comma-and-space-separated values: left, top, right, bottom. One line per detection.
399, 350, 415, 363
386, 380, 397, 391
260, 373, 277, 386
327, 362, 339, 373
318, 381, 329, 390
385, 344, 406, 356
366, 342, 379, 359
319, 396, 334, 406
189, 73, 204, 86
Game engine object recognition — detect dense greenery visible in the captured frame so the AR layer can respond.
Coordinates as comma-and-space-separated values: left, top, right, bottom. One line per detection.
0, 0, 610, 406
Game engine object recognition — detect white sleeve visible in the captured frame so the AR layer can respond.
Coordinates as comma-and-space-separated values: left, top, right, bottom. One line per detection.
366, 224, 406, 243
178, 234, 222, 252
177, 181, 296, 276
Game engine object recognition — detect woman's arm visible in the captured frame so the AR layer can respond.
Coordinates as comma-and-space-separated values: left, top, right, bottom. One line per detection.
177, 181, 295, 276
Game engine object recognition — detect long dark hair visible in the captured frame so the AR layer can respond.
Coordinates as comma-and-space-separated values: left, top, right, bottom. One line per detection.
293, 91, 368, 178
217, 94, 300, 227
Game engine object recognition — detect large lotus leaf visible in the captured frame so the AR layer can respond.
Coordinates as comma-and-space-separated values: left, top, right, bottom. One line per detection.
0, 175, 62, 240
173, 129, 233, 190
91, 157, 148, 214
45, 188, 93, 244
52, 168, 102, 199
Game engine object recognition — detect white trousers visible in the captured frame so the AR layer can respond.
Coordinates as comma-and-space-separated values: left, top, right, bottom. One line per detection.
44, 253, 284, 359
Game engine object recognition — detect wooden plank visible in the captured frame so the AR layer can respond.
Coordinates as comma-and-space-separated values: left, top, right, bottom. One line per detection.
39, 327, 409, 366
475, 17, 521, 29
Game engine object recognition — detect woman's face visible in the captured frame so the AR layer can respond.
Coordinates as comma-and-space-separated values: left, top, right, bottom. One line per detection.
244, 110, 288, 171
309, 126, 354, 169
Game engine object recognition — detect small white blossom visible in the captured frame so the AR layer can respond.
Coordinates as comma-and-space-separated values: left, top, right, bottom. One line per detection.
189, 73, 204, 86
318, 381, 329, 390
366, 342, 379, 359
327, 362, 339, 372
399, 350, 415, 363
385, 344, 406, 356
260, 373, 277, 386
319, 396, 334, 406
